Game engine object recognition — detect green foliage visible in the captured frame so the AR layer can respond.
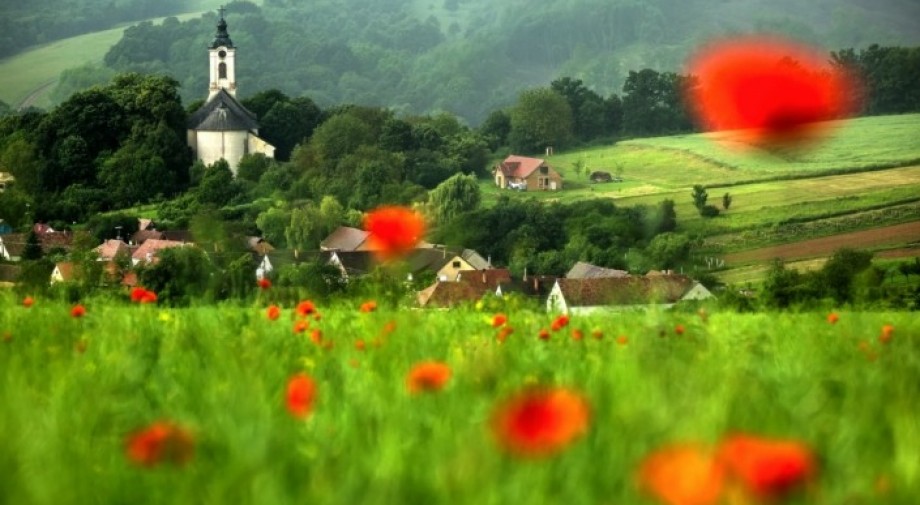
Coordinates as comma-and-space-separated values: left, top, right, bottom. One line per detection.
621, 69, 694, 136
428, 173, 482, 225
691, 184, 708, 210
722, 192, 732, 210
285, 196, 345, 251
195, 160, 241, 207
508, 88, 574, 154
818, 248, 874, 304
21, 230, 43, 261
137, 246, 214, 306
85, 213, 139, 243
646, 232, 692, 270
700, 204, 720, 218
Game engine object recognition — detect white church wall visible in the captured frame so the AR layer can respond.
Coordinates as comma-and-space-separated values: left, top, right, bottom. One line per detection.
196, 130, 249, 173
248, 135, 276, 160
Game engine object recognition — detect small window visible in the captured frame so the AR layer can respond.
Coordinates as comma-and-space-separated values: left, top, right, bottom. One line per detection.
218, 50, 227, 59
452, 260, 461, 268
540, 165, 549, 174
218, 62, 227, 79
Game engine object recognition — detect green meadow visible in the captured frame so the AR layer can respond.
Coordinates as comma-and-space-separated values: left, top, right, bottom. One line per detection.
1, 294, 917, 504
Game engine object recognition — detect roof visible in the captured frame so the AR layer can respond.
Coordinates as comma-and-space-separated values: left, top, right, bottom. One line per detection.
496, 155, 547, 179
138, 218, 155, 231
330, 251, 377, 276
457, 268, 512, 289
188, 89, 259, 131
210, 13, 234, 49
161, 230, 194, 243
566, 261, 629, 279
95, 239, 132, 261
320, 226, 370, 252
131, 229, 165, 245
53, 262, 76, 282
460, 249, 491, 269
1, 231, 77, 257
555, 275, 696, 307
0, 264, 20, 283
263, 249, 324, 271
132, 239, 188, 262
247, 237, 275, 255
496, 275, 558, 298
417, 281, 489, 308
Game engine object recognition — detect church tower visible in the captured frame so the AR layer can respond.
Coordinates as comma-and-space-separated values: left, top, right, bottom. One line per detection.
187, 6, 275, 174
208, 7, 236, 100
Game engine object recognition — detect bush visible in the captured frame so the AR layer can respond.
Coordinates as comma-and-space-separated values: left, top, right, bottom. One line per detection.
700, 205, 720, 218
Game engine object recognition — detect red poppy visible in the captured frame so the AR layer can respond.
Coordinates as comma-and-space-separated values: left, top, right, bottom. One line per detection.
406, 361, 452, 394
286, 373, 317, 419
296, 300, 317, 317
717, 434, 816, 500
139, 290, 157, 304
492, 313, 508, 328
293, 320, 309, 334
617, 335, 629, 346
685, 35, 857, 149
22, 296, 34, 308
258, 278, 272, 290
125, 421, 194, 467
497, 326, 514, 343
364, 206, 426, 260
491, 387, 590, 458
360, 300, 377, 313
538, 328, 551, 341
354, 339, 366, 351
70, 304, 86, 318
879, 324, 894, 344
827, 312, 839, 325
550, 314, 570, 331
130, 287, 147, 303
266, 305, 281, 321
591, 329, 604, 340
638, 444, 726, 505
675, 324, 686, 335
571, 329, 584, 341
310, 329, 323, 345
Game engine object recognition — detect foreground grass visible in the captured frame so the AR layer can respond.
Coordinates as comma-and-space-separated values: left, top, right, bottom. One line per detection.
1, 295, 917, 504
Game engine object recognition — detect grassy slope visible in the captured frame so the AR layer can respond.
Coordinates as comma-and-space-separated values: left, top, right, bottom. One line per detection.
0, 297, 917, 504
0, 10, 209, 109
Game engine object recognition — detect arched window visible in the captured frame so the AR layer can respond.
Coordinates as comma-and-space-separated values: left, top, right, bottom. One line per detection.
218, 62, 227, 79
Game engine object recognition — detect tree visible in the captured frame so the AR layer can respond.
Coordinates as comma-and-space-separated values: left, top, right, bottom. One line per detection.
722, 192, 733, 210
138, 246, 214, 306
22, 230, 43, 260
572, 158, 588, 179
236, 153, 273, 183
819, 248, 873, 303
508, 88, 574, 154
691, 185, 708, 210
646, 232, 692, 269
256, 206, 291, 247
429, 173, 481, 225
650, 199, 677, 234
195, 159, 241, 207
478, 109, 511, 150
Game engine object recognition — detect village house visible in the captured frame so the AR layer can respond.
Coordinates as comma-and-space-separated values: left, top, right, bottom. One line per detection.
547, 273, 714, 314
565, 261, 629, 279
417, 281, 490, 308
493, 155, 563, 191
131, 239, 189, 266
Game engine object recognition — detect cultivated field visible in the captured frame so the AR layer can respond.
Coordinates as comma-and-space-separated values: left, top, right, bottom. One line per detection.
0, 296, 916, 504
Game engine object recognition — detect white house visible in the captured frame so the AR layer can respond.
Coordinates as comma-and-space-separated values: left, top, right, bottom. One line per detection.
186, 8, 274, 174
546, 274, 714, 314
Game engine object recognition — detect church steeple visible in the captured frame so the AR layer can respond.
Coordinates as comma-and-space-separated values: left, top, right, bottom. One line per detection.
208, 6, 237, 99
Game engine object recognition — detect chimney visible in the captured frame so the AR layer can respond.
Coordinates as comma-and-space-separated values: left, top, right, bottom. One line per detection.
523, 267, 528, 281
533, 276, 538, 292
482, 271, 487, 284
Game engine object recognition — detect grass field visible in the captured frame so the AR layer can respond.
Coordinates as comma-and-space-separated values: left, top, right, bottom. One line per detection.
1, 295, 917, 504
0, 10, 208, 110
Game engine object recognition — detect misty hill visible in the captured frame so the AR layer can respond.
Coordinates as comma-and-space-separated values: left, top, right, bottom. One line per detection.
41, 0, 920, 123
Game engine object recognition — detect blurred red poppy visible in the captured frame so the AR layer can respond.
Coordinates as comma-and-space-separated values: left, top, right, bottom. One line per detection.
139, 290, 157, 304
258, 278, 272, 290
364, 206, 426, 260
266, 305, 281, 321
406, 361, 452, 394
310, 329, 323, 345
685, 36, 858, 149
492, 313, 508, 328
286, 373, 317, 419
497, 326, 514, 343
675, 324, 686, 335
880, 324, 894, 344
617, 335, 629, 346
538, 328, 551, 341
70, 304, 86, 318
293, 320, 309, 334
717, 434, 815, 500
571, 329, 584, 341
491, 387, 590, 458
125, 421, 194, 467
296, 300, 317, 317
827, 312, 839, 325
22, 296, 34, 308
130, 287, 147, 303
360, 300, 377, 313
550, 314, 570, 331
638, 444, 725, 505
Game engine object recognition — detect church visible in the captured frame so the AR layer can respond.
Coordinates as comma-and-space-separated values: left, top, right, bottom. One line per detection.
187, 8, 275, 174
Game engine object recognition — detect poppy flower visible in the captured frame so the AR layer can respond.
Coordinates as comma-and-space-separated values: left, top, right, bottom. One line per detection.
22, 296, 34, 308
571, 329, 584, 341
685, 35, 857, 149
491, 387, 590, 458
497, 326, 514, 343
406, 361, 452, 394
286, 373, 317, 419
492, 313, 508, 328
550, 314, 570, 331
354, 339, 366, 351
717, 434, 816, 500
258, 278, 272, 290
125, 421, 194, 467
310, 329, 323, 345
293, 320, 309, 334
70, 304, 86, 318
538, 328, 551, 341
591, 329, 604, 340
266, 305, 281, 321
364, 206, 426, 260
827, 312, 839, 325
879, 324, 894, 344
360, 300, 377, 313
296, 300, 317, 317
130, 287, 147, 303
139, 290, 157, 304
675, 324, 685, 335
617, 335, 629, 346
638, 444, 725, 505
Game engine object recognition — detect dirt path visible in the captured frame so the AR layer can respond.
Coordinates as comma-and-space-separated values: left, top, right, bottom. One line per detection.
17, 79, 56, 110
723, 221, 920, 264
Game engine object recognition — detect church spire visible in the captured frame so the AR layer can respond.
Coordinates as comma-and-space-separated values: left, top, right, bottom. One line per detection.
208, 5, 237, 99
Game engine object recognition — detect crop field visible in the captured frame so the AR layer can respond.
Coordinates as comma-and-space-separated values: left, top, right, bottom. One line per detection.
1, 294, 917, 504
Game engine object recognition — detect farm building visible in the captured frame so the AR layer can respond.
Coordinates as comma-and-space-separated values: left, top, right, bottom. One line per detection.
546, 273, 713, 314
493, 155, 563, 191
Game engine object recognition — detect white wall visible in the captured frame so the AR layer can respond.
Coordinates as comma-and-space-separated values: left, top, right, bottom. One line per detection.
195, 130, 249, 173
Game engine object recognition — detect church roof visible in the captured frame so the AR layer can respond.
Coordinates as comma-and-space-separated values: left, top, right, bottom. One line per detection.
188, 89, 259, 132
210, 13, 234, 49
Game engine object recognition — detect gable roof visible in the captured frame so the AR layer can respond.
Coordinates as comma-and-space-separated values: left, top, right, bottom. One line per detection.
320, 226, 370, 251
330, 251, 377, 276
496, 155, 547, 179
555, 275, 696, 307
566, 261, 629, 279
497, 275, 558, 298
417, 281, 489, 308
53, 262, 76, 282
131, 229, 165, 245
95, 239, 132, 261
132, 239, 187, 262
188, 89, 260, 132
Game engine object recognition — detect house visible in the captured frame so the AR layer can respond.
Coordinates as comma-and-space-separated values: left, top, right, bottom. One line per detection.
456, 268, 512, 290
0, 264, 20, 287
493, 155, 563, 191
495, 274, 558, 300
566, 261, 629, 279
50, 262, 77, 284
131, 229, 165, 246
0, 235, 13, 261
320, 226, 372, 252
131, 239, 188, 265
407, 247, 489, 282
254, 248, 322, 279
417, 281, 490, 308
51, 261, 133, 286
547, 274, 714, 314
95, 239, 133, 262
328, 251, 377, 280
0, 230, 78, 260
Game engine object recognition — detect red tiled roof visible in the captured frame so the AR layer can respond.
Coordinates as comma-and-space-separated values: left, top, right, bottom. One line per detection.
417, 281, 489, 308
457, 268, 512, 289
132, 239, 187, 262
95, 239, 132, 261
496, 155, 546, 179
556, 275, 695, 307
132, 230, 165, 245
566, 261, 629, 279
